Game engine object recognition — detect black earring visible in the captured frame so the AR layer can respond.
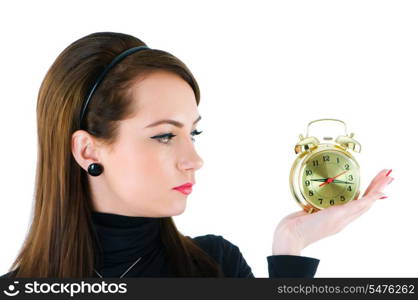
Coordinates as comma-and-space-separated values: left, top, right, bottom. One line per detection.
87, 163, 103, 176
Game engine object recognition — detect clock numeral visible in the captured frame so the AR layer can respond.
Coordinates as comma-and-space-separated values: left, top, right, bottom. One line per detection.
305, 180, 310, 186
305, 170, 313, 176
309, 190, 314, 196
318, 198, 323, 205
340, 195, 346, 201
337, 157, 340, 163
330, 199, 335, 205
348, 185, 352, 192
348, 175, 353, 181
345, 164, 350, 170
323, 155, 330, 162
313, 160, 319, 167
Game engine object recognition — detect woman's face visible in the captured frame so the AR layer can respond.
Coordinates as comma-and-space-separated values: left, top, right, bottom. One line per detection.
73, 70, 204, 217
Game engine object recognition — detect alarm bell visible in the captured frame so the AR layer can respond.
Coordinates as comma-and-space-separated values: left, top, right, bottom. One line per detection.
335, 133, 362, 153
294, 134, 320, 154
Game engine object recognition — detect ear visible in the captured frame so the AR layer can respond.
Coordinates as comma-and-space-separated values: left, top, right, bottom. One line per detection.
71, 130, 101, 172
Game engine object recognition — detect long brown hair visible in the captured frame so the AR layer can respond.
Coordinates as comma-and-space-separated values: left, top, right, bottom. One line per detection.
7, 32, 224, 277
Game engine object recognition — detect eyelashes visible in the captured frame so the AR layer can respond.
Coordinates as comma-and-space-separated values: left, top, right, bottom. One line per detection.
151, 129, 203, 144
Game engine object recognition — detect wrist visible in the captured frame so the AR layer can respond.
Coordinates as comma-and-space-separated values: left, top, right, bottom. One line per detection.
272, 228, 303, 256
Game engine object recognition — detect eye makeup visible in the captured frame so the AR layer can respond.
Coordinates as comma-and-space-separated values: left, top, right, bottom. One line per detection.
150, 129, 203, 144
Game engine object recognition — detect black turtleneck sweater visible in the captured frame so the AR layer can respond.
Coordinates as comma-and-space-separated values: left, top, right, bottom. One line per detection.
0, 211, 320, 278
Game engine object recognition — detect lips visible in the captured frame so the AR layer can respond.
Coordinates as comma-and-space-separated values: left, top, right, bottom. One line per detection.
173, 182, 194, 195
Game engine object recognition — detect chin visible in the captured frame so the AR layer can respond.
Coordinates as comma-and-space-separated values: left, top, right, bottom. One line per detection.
168, 201, 187, 216
170, 209, 186, 217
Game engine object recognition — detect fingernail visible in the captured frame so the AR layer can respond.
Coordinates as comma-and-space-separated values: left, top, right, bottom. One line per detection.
386, 169, 392, 176
388, 178, 394, 184
379, 196, 388, 199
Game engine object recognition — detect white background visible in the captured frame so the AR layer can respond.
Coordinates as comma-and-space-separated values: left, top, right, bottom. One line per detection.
0, 0, 417, 277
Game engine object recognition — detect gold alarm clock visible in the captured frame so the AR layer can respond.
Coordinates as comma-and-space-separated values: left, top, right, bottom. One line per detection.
289, 119, 362, 214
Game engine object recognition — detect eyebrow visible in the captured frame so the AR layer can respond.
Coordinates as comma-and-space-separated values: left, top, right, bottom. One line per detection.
145, 115, 202, 128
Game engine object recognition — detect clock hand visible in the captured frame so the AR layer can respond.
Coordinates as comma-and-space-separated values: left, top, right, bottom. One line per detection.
310, 178, 327, 182
332, 179, 354, 184
319, 170, 348, 187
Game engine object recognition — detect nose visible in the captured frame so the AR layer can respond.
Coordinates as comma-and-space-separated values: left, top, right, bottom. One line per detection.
177, 137, 204, 172
178, 151, 204, 172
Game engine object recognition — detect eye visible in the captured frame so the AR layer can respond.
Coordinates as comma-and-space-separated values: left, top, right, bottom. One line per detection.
190, 129, 203, 142
151, 133, 176, 144
151, 129, 203, 144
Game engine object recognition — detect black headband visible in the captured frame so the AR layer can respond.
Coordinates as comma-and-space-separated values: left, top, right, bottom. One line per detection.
79, 45, 151, 130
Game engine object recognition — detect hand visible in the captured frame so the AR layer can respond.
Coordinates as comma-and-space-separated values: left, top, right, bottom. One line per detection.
319, 170, 348, 187
272, 169, 394, 255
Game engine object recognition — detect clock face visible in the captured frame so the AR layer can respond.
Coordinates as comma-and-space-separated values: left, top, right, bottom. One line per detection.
299, 150, 360, 209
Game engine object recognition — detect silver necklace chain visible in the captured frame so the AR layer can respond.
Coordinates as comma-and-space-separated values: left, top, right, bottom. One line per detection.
94, 256, 142, 278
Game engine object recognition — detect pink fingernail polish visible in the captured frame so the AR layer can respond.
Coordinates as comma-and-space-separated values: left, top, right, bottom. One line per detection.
379, 196, 388, 199
386, 169, 392, 176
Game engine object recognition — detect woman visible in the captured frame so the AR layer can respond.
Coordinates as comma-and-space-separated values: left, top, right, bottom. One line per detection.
0, 32, 393, 278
